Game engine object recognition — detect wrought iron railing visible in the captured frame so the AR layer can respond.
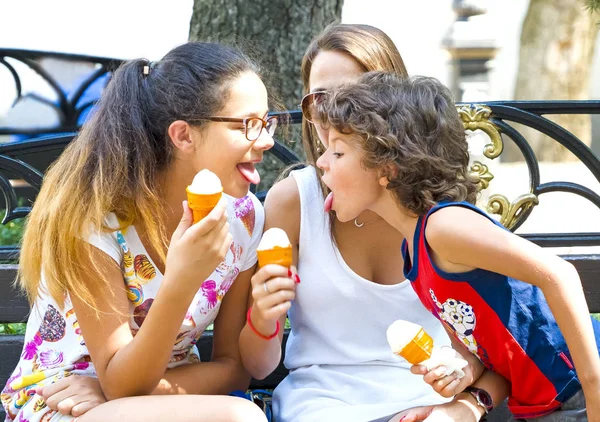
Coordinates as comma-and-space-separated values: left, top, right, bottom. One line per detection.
0, 49, 599, 260
458, 101, 600, 246
0, 48, 123, 136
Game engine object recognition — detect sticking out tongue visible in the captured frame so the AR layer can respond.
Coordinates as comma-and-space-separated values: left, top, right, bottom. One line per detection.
324, 192, 334, 213
237, 163, 261, 185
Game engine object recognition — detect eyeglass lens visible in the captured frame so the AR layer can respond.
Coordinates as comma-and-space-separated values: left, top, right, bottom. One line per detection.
246, 117, 278, 141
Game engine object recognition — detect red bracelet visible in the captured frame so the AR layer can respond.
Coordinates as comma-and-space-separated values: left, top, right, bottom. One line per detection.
247, 306, 280, 340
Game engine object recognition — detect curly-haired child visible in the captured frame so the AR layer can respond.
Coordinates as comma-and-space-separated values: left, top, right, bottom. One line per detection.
314, 71, 600, 422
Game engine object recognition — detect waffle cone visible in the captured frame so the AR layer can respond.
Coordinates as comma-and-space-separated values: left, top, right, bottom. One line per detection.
186, 187, 222, 224
397, 327, 434, 364
257, 246, 293, 268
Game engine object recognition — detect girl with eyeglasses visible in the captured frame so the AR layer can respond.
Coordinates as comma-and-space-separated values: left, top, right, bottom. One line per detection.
243, 24, 510, 422
1, 42, 276, 422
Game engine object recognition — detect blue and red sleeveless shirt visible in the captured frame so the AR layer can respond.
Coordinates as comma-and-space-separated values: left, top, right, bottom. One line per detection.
402, 201, 600, 418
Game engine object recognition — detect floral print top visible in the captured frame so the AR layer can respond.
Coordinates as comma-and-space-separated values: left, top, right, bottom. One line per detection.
1, 193, 263, 422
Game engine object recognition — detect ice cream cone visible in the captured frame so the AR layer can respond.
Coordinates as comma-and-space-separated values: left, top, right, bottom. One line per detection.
234, 196, 256, 236
387, 319, 434, 365
257, 227, 293, 268
186, 188, 222, 224
257, 246, 293, 268
397, 327, 434, 364
186, 169, 223, 224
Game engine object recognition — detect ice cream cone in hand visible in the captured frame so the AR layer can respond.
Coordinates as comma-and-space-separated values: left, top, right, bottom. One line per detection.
257, 228, 292, 268
186, 169, 223, 224
386, 319, 469, 378
387, 319, 434, 364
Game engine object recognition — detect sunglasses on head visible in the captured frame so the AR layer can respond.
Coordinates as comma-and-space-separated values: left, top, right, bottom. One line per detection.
300, 91, 328, 124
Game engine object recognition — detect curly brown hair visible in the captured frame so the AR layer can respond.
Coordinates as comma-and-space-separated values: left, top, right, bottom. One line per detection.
316, 71, 479, 216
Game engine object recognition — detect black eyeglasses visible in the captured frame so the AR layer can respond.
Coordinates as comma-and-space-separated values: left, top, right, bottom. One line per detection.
300, 91, 328, 123
189, 116, 278, 141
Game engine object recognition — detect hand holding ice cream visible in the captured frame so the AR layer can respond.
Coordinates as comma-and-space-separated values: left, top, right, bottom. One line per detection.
247, 227, 297, 344
166, 169, 231, 293
186, 169, 223, 224
386, 319, 468, 379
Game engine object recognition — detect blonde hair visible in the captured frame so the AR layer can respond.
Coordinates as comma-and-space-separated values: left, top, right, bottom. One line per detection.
19, 42, 259, 314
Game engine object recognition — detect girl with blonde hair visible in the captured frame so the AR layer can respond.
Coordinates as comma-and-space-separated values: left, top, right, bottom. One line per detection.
2, 41, 278, 422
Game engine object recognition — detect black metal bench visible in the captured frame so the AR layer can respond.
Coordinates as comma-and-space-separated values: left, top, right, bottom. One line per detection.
1, 101, 600, 420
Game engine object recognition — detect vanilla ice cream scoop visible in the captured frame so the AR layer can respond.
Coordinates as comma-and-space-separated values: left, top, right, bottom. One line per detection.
257, 228, 292, 268
188, 169, 222, 195
387, 319, 468, 379
186, 170, 223, 223
258, 228, 291, 251
387, 319, 433, 364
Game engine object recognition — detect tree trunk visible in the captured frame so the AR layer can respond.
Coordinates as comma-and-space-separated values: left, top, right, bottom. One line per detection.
506, 0, 598, 162
189, 0, 343, 189
189, 0, 342, 110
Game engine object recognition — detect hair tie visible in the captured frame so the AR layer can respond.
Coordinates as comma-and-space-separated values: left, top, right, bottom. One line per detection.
142, 61, 156, 77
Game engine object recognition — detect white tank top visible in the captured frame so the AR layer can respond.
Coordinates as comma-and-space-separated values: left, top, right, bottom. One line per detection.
273, 166, 451, 422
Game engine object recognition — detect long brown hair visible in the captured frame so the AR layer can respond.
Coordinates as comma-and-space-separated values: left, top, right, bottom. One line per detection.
300, 23, 408, 198
19, 42, 259, 313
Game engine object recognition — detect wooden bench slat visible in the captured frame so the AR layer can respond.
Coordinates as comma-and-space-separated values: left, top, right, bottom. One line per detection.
570, 254, 600, 313
0, 335, 26, 393
0, 265, 27, 323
